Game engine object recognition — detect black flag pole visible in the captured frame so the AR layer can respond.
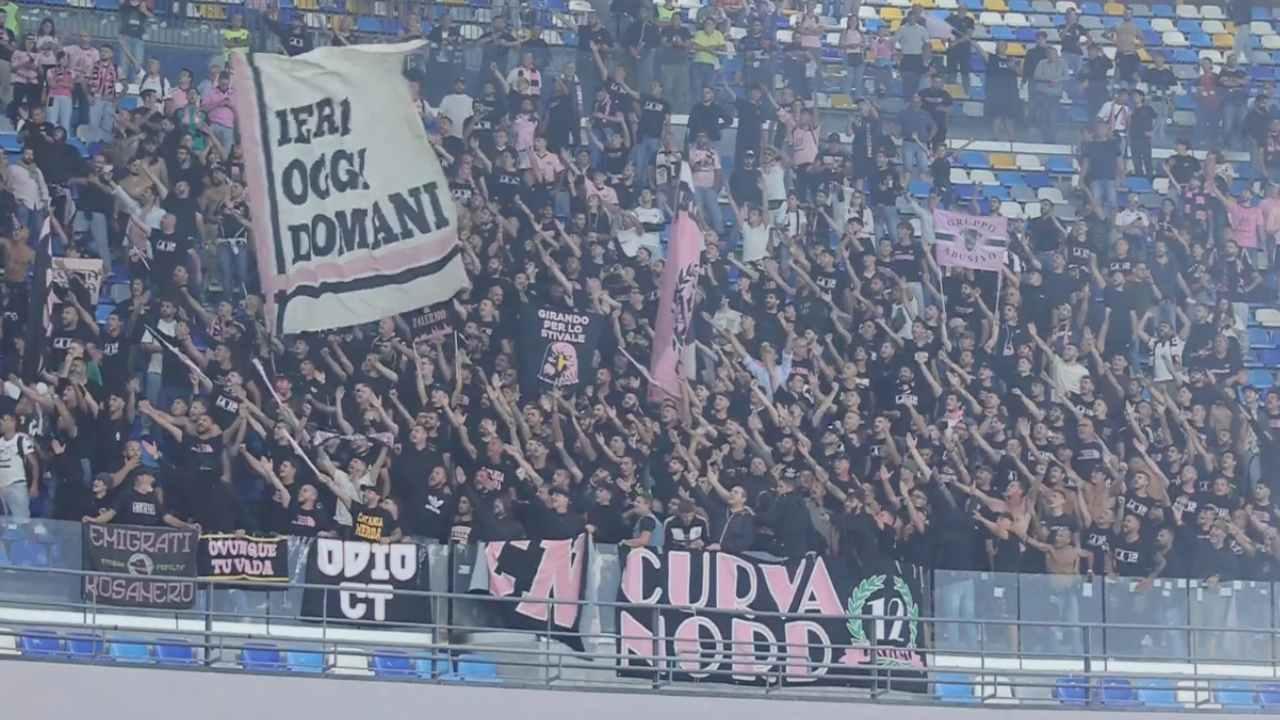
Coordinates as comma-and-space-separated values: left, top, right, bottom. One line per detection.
22, 218, 53, 382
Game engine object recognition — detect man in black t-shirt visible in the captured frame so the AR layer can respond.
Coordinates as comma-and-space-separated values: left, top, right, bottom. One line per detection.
349, 486, 400, 543
1164, 139, 1201, 186
1082, 122, 1122, 213
918, 74, 954, 143
85, 471, 196, 529
633, 81, 669, 191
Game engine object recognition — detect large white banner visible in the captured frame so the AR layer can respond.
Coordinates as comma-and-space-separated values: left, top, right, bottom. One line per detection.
232, 42, 469, 334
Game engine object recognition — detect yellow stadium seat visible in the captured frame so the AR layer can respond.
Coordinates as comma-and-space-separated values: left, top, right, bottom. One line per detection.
831, 93, 853, 109
1005, 42, 1026, 56
1213, 33, 1233, 48
1138, 48, 1152, 62
945, 83, 967, 99
984, 0, 1008, 10
1103, 2, 1124, 15
916, 0, 937, 6
881, 7, 904, 21
930, 38, 947, 52
989, 153, 1017, 170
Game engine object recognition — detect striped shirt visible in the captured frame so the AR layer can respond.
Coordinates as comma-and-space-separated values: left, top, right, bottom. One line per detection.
90, 60, 118, 98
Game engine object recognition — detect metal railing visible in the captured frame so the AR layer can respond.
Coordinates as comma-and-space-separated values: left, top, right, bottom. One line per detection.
3, 546, 1280, 709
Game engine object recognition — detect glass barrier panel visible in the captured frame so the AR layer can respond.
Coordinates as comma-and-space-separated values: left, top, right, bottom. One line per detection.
1016, 572, 1102, 659
1187, 579, 1274, 664
1102, 576, 1190, 661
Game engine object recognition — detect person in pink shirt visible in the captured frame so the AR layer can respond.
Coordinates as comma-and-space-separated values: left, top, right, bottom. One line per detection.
63, 32, 96, 130
45, 50, 75, 134
510, 97, 539, 170
166, 68, 194, 115
201, 70, 235, 152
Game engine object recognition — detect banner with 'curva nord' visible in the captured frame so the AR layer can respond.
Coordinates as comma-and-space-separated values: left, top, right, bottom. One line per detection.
231, 42, 469, 334
617, 549, 927, 689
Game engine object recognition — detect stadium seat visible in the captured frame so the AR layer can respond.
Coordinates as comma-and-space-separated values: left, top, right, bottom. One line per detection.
1135, 679, 1180, 707
18, 633, 63, 657
1256, 308, 1280, 327
155, 640, 197, 665
1215, 682, 1258, 708
371, 652, 419, 678
109, 641, 152, 663
241, 644, 285, 671
286, 650, 327, 672
1046, 157, 1075, 173
1259, 683, 1280, 708
1162, 31, 1188, 46
9, 541, 50, 568
935, 673, 980, 703
66, 633, 106, 660
1176, 4, 1200, 18
1249, 369, 1276, 388
1098, 678, 1139, 706
1054, 675, 1090, 705
447, 655, 501, 682
1248, 328, 1276, 348
989, 153, 1017, 169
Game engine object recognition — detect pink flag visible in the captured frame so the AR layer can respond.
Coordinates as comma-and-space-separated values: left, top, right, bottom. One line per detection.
649, 212, 703, 401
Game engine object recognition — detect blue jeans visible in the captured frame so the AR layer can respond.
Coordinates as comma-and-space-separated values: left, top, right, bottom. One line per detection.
1089, 178, 1117, 213
88, 98, 116, 143
693, 185, 723, 231
49, 94, 73, 136
15, 206, 45, 247
873, 204, 899, 241
846, 62, 866, 97
632, 136, 660, 190
119, 35, 145, 83
902, 140, 928, 180
217, 239, 250, 298
83, 210, 110, 278
210, 123, 235, 152
690, 62, 717, 97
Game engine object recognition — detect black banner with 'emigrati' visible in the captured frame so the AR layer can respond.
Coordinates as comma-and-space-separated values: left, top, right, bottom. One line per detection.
81, 523, 197, 609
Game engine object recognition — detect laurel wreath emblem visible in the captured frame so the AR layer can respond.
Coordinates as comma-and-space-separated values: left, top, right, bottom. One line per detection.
845, 574, 920, 664
846, 574, 885, 644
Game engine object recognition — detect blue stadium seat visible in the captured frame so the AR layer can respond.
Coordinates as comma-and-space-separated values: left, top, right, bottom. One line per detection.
997, 171, 1024, 186
909, 180, 932, 198
1126, 177, 1153, 193
958, 151, 989, 169
66, 633, 105, 660
1046, 157, 1075, 173
371, 652, 418, 678
935, 672, 979, 703
109, 641, 151, 663
992, 27, 1016, 40
1259, 683, 1280, 708
1216, 681, 1258, 708
19, 633, 64, 657
0, 134, 20, 154
1135, 679, 1179, 707
984, 186, 1011, 201
241, 644, 284, 671
1151, 5, 1174, 17
446, 656, 500, 682
1054, 675, 1090, 705
286, 650, 326, 673
1249, 369, 1275, 389
1098, 678, 1139, 706
1175, 19, 1199, 33
1081, 1, 1103, 14
155, 639, 197, 665
9, 541, 49, 567
1248, 328, 1276, 348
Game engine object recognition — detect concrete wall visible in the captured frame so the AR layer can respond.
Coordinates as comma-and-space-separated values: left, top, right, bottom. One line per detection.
0, 658, 1251, 720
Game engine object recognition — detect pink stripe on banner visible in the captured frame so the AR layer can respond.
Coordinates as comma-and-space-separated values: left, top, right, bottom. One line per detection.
648, 212, 702, 401
230, 52, 278, 327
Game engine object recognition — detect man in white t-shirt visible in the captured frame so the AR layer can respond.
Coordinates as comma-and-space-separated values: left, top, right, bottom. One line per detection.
438, 77, 474, 139
0, 411, 39, 520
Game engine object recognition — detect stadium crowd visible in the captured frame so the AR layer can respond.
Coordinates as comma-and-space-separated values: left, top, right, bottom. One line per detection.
0, 0, 1278, 595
